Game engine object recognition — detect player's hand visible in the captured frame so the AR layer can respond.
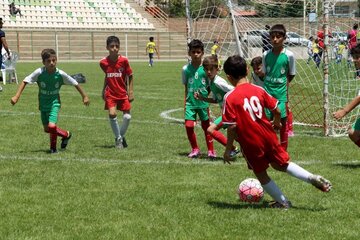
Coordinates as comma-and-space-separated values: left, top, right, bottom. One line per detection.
128, 93, 134, 102
333, 109, 346, 120
10, 96, 18, 105
272, 120, 281, 131
83, 96, 90, 106
223, 150, 232, 165
194, 91, 202, 100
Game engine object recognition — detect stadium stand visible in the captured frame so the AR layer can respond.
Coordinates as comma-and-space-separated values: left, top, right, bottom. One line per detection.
0, 0, 155, 30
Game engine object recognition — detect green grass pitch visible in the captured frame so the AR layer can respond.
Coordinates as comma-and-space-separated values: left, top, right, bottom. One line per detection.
0, 61, 359, 239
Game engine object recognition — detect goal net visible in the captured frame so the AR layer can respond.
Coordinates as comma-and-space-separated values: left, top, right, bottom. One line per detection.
186, 0, 360, 136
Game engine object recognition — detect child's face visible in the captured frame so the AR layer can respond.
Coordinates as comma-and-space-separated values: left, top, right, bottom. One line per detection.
353, 54, 360, 69
107, 41, 120, 55
188, 48, 204, 63
204, 65, 218, 80
252, 64, 264, 78
270, 32, 286, 47
43, 55, 57, 72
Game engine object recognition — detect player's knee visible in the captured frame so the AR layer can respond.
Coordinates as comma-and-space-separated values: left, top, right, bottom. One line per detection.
109, 114, 117, 119
123, 113, 131, 121
185, 120, 195, 128
207, 125, 215, 134
48, 124, 56, 133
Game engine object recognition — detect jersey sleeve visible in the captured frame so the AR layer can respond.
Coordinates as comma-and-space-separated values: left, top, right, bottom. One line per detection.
123, 58, 133, 76
222, 91, 236, 125
59, 70, 79, 86
23, 68, 42, 84
287, 51, 296, 76
181, 64, 187, 85
214, 76, 234, 92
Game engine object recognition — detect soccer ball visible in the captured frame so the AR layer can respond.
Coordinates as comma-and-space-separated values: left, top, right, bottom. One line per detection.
238, 178, 264, 203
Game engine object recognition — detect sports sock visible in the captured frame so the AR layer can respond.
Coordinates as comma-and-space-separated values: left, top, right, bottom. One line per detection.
56, 127, 69, 138
280, 123, 288, 150
48, 125, 57, 150
201, 120, 214, 151
262, 180, 288, 204
185, 120, 198, 149
286, 162, 312, 183
120, 113, 131, 137
109, 116, 121, 139
211, 130, 227, 146
287, 110, 293, 132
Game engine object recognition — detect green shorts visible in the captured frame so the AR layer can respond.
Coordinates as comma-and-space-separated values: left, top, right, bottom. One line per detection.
352, 117, 360, 131
265, 101, 287, 120
41, 105, 60, 125
213, 116, 228, 129
185, 107, 209, 121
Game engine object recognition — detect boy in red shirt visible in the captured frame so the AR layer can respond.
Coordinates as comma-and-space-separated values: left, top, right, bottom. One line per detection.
100, 36, 133, 148
222, 55, 332, 208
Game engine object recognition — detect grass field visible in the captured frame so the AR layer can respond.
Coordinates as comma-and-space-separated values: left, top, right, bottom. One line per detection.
0, 61, 359, 239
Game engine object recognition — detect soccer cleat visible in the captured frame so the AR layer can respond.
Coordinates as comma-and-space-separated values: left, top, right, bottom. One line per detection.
188, 149, 200, 158
207, 150, 217, 159
309, 175, 332, 192
288, 130, 295, 137
230, 147, 241, 159
122, 137, 128, 148
49, 148, 58, 154
268, 200, 292, 209
115, 137, 123, 149
61, 132, 72, 149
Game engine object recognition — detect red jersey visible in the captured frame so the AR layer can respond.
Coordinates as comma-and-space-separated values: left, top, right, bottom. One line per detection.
348, 29, 357, 49
222, 83, 280, 153
100, 55, 133, 100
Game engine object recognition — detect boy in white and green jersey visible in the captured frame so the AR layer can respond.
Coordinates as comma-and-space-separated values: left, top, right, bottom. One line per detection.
11, 48, 90, 153
182, 39, 216, 159
194, 55, 240, 158
262, 24, 296, 150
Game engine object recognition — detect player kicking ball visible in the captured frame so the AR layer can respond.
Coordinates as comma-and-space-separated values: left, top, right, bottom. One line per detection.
222, 55, 331, 209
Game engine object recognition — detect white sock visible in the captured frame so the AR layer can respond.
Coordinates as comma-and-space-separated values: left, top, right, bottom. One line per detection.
120, 113, 131, 137
286, 162, 312, 183
262, 180, 288, 203
109, 117, 121, 139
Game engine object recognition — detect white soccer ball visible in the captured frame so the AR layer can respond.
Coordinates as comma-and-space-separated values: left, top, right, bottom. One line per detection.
238, 178, 264, 203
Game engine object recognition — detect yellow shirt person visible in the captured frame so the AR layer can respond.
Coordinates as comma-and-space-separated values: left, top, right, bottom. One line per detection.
146, 36, 159, 67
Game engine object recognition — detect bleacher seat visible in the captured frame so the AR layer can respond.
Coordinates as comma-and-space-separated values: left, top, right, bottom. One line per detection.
0, 0, 154, 30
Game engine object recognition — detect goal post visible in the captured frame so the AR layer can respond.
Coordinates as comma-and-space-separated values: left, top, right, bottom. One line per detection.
185, 0, 360, 136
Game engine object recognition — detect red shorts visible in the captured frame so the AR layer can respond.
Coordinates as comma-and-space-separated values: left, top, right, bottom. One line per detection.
105, 98, 131, 111
242, 144, 290, 173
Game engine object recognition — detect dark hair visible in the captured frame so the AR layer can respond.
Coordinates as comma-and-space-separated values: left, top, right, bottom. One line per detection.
106, 36, 120, 46
353, 23, 358, 30
350, 43, 360, 57
188, 39, 204, 52
250, 56, 262, 67
41, 48, 56, 62
149, 36, 154, 41
224, 55, 247, 79
309, 36, 314, 41
203, 55, 219, 69
265, 25, 270, 30
213, 40, 218, 44
270, 24, 286, 37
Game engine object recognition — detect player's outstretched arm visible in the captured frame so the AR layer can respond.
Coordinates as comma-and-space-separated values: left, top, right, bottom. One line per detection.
127, 75, 134, 102
10, 81, 27, 105
271, 107, 282, 130
333, 95, 360, 120
75, 85, 90, 106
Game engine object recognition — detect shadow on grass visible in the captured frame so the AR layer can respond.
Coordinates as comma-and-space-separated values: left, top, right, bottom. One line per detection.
333, 163, 360, 169
208, 201, 328, 211
178, 152, 225, 162
94, 144, 117, 149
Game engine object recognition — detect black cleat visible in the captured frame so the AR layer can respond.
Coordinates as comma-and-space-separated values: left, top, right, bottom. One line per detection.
61, 132, 72, 149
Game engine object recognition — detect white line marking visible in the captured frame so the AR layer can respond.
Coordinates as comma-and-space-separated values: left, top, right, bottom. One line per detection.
159, 108, 183, 123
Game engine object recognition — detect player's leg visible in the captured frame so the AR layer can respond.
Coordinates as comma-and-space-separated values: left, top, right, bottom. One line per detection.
199, 108, 215, 159
207, 117, 227, 146
41, 111, 57, 153
109, 107, 122, 148
278, 102, 288, 150
120, 110, 131, 148
287, 105, 294, 137
185, 107, 200, 158
255, 170, 291, 208
349, 118, 360, 147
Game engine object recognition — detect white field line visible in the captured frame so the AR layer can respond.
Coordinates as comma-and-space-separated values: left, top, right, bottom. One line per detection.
0, 154, 358, 166
0, 109, 349, 138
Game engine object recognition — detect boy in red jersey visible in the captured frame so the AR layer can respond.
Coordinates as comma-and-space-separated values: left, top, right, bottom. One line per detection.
222, 55, 332, 208
100, 36, 133, 148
